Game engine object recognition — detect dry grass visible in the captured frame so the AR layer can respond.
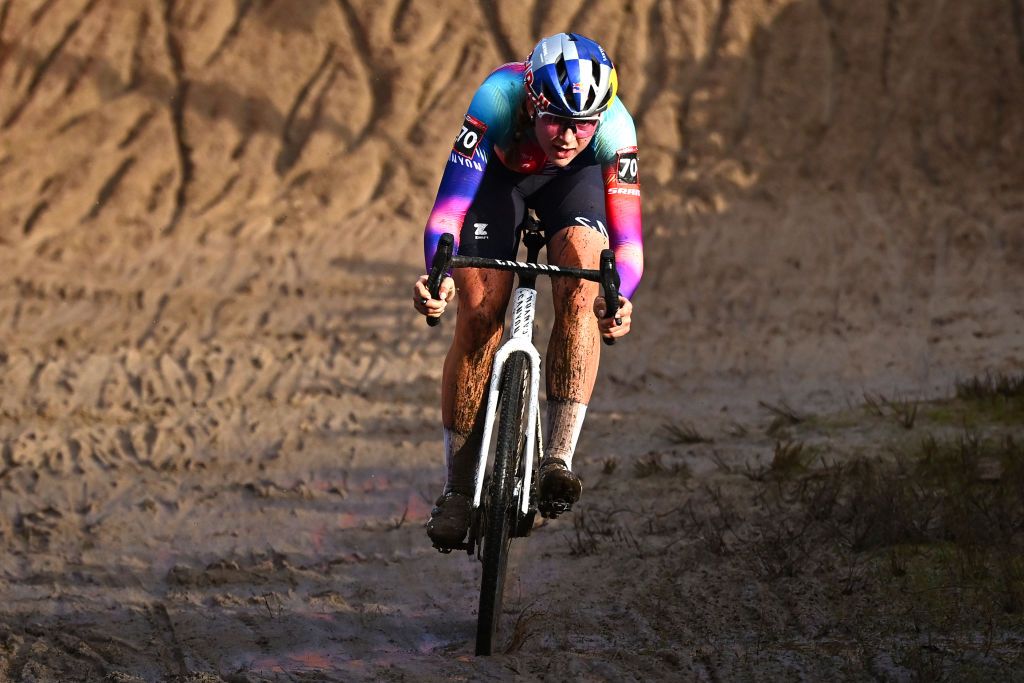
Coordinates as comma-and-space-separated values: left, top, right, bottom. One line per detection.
633, 453, 692, 479
724, 420, 749, 437
863, 391, 919, 429
955, 372, 1024, 400
570, 375, 1024, 679
770, 440, 813, 475
659, 421, 712, 444
503, 601, 544, 654
567, 505, 642, 557
760, 400, 807, 436
741, 440, 816, 481
771, 431, 1024, 610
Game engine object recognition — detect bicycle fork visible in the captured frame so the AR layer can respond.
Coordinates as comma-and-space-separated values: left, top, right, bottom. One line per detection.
472, 285, 543, 521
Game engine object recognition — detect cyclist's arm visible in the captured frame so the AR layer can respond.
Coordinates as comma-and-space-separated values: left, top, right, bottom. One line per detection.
423, 71, 516, 272
596, 103, 644, 300
422, 121, 490, 271
601, 152, 643, 300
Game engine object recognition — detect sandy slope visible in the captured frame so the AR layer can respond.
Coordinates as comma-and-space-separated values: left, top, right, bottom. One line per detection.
1, 1, 1022, 680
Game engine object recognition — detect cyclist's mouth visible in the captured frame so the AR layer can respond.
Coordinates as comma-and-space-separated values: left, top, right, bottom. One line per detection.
552, 145, 576, 158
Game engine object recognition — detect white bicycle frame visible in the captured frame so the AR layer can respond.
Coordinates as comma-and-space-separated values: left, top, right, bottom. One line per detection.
471, 285, 544, 517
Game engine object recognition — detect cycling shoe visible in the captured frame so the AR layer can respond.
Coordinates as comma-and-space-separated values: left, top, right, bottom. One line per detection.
426, 491, 471, 549
538, 458, 582, 518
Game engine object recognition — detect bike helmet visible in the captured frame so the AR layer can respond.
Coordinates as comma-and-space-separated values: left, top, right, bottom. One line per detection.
524, 32, 617, 118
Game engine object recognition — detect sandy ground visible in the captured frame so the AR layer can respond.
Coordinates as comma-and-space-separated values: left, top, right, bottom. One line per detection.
1, 1, 1023, 680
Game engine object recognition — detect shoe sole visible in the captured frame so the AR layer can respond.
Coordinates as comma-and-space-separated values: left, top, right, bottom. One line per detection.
538, 498, 574, 518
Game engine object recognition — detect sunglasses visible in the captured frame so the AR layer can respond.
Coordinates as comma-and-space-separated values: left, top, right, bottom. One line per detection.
536, 112, 601, 138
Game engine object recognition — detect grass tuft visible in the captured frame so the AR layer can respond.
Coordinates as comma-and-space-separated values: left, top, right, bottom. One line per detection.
503, 602, 543, 654
770, 440, 812, 475
633, 453, 692, 479
567, 506, 642, 557
724, 420, 749, 437
760, 400, 806, 436
863, 391, 919, 429
660, 420, 712, 445
955, 371, 1024, 400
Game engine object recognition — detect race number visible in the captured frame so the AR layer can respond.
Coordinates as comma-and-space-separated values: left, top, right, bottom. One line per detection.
454, 115, 487, 159
616, 149, 639, 184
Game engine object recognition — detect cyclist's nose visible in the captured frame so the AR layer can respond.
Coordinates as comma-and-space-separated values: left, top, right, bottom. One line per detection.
556, 125, 577, 142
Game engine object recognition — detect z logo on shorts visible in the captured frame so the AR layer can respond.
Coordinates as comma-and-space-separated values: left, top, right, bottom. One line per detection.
454, 115, 487, 159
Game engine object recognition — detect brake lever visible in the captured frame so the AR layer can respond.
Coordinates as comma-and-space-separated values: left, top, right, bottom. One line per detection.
425, 233, 455, 327
599, 249, 620, 347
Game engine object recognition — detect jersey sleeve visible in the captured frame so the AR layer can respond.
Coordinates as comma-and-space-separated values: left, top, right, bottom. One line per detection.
595, 101, 644, 299
422, 69, 518, 273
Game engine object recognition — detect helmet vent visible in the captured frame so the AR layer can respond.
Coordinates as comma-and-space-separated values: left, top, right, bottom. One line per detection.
542, 81, 558, 105
555, 56, 569, 88
584, 59, 602, 110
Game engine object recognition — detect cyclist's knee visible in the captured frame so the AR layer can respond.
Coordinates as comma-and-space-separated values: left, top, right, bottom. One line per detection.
452, 269, 512, 347
454, 304, 505, 349
548, 225, 608, 270
547, 226, 605, 319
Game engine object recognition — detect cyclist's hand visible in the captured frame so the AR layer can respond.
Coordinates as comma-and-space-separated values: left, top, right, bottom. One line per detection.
594, 295, 632, 340
413, 274, 455, 319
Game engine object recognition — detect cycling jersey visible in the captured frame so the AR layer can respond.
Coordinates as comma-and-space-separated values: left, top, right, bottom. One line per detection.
423, 62, 644, 299
455, 159, 608, 263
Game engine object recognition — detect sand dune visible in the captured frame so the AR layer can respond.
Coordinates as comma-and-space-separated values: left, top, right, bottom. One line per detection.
1, 1, 1022, 679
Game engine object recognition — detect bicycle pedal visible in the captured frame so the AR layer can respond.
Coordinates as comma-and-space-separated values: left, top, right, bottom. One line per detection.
538, 500, 573, 519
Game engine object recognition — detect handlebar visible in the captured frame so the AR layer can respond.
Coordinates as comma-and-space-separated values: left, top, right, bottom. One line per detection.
424, 232, 622, 345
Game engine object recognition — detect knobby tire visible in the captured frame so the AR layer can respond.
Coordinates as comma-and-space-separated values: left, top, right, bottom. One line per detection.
475, 351, 529, 656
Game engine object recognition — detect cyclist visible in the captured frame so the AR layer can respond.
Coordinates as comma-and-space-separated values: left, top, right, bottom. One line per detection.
412, 33, 644, 548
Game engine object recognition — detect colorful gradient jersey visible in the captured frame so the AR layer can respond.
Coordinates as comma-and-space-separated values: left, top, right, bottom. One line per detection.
423, 62, 644, 299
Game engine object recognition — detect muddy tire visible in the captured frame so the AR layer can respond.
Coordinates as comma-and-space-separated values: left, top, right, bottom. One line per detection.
475, 351, 529, 656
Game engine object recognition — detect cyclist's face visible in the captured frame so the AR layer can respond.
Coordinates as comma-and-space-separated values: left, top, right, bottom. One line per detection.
533, 112, 599, 167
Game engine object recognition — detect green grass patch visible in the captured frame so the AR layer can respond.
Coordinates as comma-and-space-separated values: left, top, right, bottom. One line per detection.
647, 379, 1024, 679
915, 371, 1024, 428
955, 372, 1024, 400
920, 396, 1024, 428
829, 432, 1024, 617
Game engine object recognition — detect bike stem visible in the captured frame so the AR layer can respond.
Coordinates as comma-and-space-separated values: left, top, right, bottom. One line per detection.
518, 217, 546, 290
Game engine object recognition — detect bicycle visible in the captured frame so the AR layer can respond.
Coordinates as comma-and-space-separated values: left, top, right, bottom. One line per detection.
424, 214, 620, 656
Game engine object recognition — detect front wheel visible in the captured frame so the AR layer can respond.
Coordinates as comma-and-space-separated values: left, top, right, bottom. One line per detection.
475, 351, 529, 656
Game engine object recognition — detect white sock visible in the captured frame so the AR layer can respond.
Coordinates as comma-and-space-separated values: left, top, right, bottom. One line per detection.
545, 399, 587, 470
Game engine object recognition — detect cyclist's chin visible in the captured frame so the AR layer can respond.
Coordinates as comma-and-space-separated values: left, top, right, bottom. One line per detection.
545, 148, 578, 167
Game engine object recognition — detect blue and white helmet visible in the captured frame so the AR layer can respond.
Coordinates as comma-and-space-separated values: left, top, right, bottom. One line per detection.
524, 33, 618, 118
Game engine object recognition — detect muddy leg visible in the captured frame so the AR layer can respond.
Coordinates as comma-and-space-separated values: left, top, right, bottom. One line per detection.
544, 226, 608, 469
439, 267, 514, 494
